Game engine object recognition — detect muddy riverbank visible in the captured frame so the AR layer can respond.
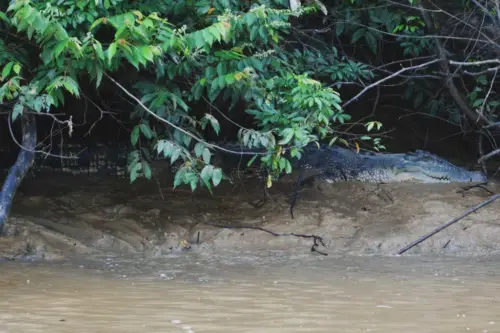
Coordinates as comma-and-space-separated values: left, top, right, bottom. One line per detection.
0, 171, 499, 260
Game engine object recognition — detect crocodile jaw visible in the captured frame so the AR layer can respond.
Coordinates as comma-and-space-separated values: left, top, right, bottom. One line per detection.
349, 168, 487, 184
322, 168, 486, 184
393, 170, 487, 183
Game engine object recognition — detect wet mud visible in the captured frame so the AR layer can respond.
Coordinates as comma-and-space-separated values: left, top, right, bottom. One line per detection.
0, 171, 498, 260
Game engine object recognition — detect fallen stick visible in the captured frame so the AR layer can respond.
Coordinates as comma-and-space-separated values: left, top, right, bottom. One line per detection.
396, 193, 500, 255
204, 222, 329, 255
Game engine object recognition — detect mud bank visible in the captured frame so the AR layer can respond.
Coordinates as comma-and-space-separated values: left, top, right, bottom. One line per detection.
0, 171, 498, 260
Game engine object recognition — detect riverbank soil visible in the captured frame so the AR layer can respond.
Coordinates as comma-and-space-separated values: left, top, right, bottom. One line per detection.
0, 171, 498, 260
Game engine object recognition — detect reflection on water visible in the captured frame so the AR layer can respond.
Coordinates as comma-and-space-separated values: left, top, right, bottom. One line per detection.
0, 253, 499, 333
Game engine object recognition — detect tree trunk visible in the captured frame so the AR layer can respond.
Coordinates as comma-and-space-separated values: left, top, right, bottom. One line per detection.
0, 111, 37, 235
418, 5, 492, 127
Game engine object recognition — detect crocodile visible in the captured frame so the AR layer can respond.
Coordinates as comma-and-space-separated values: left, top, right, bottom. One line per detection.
0, 142, 488, 184
0, 140, 488, 233
300, 144, 486, 184
213, 142, 488, 219
215, 143, 488, 184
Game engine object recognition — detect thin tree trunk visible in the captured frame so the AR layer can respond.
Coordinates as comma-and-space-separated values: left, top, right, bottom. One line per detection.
418, 5, 492, 127
0, 111, 37, 235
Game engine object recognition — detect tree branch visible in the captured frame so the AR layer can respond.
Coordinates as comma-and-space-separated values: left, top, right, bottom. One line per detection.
342, 59, 441, 108
104, 72, 308, 156
417, 4, 493, 127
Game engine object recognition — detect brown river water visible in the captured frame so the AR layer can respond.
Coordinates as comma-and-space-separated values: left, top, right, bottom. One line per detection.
0, 252, 499, 333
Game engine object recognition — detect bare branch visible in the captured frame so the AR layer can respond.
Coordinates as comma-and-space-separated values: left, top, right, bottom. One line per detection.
417, 5, 493, 127
7, 111, 76, 159
478, 148, 500, 163
450, 59, 500, 66
463, 66, 500, 75
496, 0, 500, 25
397, 194, 500, 255
426, 0, 500, 49
478, 68, 498, 117
342, 59, 442, 108
333, 20, 493, 44
471, 0, 497, 22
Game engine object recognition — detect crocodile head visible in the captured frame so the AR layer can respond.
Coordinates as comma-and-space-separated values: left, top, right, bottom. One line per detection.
392, 150, 487, 183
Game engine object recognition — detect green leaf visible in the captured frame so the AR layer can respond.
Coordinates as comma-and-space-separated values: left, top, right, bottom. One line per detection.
250, 25, 259, 41
95, 68, 103, 88
140, 46, 154, 62
194, 142, 205, 157
203, 114, 220, 135
159, 140, 174, 158
242, 130, 250, 146
351, 28, 365, 43
472, 98, 484, 107
143, 161, 152, 179
200, 165, 214, 185
364, 32, 378, 54
131, 126, 140, 146
0, 11, 10, 24
258, 25, 268, 43
173, 167, 187, 188
285, 160, 292, 174
190, 179, 198, 191
61, 76, 80, 97
245, 12, 258, 27
107, 42, 118, 65
129, 162, 142, 183
1, 62, 14, 79
202, 148, 211, 164
54, 40, 69, 59
335, 22, 344, 37
278, 128, 294, 145
139, 123, 153, 139
212, 167, 223, 186
171, 147, 182, 164
93, 41, 105, 60
247, 154, 258, 167
12, 103, 23, 121
477, 75, 488, 85
13, 63, 21, 75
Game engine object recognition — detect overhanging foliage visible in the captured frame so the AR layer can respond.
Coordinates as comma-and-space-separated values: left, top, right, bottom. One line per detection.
1, 0, 499, 193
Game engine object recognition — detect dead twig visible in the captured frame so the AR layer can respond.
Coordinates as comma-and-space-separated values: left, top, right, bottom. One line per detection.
396, 193, 500, 255
7, 111, 76, 159
478, 148, 500, 163
342, 59, 442, 108
457, 182, 495, 196
204, 222, 329, 256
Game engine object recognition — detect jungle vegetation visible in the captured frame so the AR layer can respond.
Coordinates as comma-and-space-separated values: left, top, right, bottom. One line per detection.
0, 0, 499, 197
